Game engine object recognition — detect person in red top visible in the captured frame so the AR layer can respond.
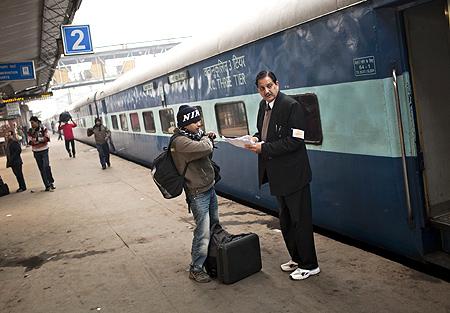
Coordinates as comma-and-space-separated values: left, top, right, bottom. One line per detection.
58, 119, 77, 158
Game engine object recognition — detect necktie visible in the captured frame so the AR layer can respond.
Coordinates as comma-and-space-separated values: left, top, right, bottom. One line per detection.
261, 103, 272, 142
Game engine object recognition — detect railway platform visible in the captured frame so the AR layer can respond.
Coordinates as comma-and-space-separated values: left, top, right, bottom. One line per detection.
0, 138, 449, 313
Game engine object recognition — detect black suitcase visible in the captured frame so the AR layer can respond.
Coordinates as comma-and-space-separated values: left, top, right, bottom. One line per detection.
217, 233, 262, 284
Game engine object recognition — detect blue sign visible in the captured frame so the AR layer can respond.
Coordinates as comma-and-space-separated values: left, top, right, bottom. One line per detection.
61, 25, 93, 55
0, 61, 35, 81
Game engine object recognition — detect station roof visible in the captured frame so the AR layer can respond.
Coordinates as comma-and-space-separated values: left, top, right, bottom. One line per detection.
0, 0, 82, 101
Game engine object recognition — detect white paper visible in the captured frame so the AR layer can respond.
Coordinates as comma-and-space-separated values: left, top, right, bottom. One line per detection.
222, 135, 256, 149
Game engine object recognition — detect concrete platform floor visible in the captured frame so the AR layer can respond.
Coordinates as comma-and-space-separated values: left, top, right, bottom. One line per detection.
0, 138, 449, 313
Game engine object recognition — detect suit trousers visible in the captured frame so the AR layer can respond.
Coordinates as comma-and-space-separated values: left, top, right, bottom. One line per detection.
276, 184, 318, 270
11, 164, 26, 190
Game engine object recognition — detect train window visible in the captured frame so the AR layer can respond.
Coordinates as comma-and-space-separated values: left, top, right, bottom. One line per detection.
290, 93, 323, 145
129, 112, 141, 132
159, 108, 176, 134
196, 106, 206, 131
214, 101, 249, 137
88, 104, 93, 116
142, 111, 156, 133
111, 115, 119, 130
119, 113, 129, 131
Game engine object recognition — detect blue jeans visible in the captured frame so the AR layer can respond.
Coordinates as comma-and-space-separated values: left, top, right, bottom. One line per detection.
188, 187, 219, 272
33, 149, 54, 188
96, 143, 110, 167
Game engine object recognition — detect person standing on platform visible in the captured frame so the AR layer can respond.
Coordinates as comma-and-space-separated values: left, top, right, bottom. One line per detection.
22, 125, 29, 146
171, 105, 219, 283
58, 119, 77, 158
5, 130, 27, 192
28, 116, 55, 192
87, 117, 111, 170
245, 70, 319, 280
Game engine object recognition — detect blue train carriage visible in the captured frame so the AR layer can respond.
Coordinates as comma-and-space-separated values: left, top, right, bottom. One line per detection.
70, 0, 450, 267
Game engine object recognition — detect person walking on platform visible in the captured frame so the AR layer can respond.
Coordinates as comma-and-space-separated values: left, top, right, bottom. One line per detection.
58, 119, 77, 158
57, 128, 63, 141
87, 117, 111, 170
28, 116, 55, 192
245, 71, 319, 280
171, 105, 219, 283
5, 130, 27, 192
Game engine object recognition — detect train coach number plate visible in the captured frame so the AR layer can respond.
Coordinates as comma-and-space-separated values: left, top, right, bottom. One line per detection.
353, 56, 377, 77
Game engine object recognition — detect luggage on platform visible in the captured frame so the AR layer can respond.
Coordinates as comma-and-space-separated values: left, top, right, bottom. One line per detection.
206, 224, 262, 284
0, 177, 10, 197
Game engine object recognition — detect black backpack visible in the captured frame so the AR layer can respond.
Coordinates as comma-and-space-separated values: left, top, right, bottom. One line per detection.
151, 134, 189, 199
205, 224, 232, 278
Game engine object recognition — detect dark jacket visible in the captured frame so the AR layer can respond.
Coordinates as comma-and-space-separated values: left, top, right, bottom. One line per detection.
254, 92, 312, 196
5, 139, 23, 168
87, 125, 110, 144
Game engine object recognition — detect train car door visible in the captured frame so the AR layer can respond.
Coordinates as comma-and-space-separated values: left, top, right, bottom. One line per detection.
403, 0, 450, 252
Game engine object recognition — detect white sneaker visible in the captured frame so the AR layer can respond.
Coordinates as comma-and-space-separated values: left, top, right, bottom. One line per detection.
280, 260, 298, 272
289, 267, 320, 280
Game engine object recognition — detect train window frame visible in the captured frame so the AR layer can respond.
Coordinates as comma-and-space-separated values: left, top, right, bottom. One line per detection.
159, 108, 176, 134
195, 106, 206, 131
129, 112, 141, 132
111, 115, 119, 130
119, 113, 129, 131
214, 101, 249, 138
290, 93, 323, 145
142, 111, 156, 133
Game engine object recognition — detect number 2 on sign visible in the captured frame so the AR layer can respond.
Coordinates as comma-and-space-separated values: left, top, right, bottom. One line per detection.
71, 29, 86, 50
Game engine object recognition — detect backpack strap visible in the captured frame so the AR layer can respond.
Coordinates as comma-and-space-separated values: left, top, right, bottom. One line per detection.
168, 133, 190, 176
168, 133, 193, 213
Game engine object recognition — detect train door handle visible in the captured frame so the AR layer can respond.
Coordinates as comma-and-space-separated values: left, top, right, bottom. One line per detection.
392, 68, 414, 227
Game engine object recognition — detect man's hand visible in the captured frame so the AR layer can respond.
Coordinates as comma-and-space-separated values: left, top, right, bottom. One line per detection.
245, 142, 262, 154
206, 131, 217, 140
250, 137, 259, 143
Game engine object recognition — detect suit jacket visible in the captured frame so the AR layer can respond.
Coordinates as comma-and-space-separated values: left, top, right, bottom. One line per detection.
254, 92, 312, 196
5, 139, 23, 168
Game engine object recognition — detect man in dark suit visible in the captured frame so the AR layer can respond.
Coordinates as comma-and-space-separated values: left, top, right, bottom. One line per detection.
245, 71, 319, 280
5, 130, 27, 192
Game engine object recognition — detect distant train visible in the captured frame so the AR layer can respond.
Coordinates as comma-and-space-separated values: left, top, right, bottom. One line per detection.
69, 0, 450, 267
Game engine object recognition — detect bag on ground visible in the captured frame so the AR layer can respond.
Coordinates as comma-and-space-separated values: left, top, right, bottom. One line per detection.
0, 177, 10, 197
205, 223, 232, 277
206, 223, 262, 284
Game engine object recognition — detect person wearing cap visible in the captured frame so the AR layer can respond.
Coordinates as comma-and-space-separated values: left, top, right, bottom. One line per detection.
171, 105, 219, 283
245, 71, 319, 281
87, 117, 111, 170
28, 116, 55, 192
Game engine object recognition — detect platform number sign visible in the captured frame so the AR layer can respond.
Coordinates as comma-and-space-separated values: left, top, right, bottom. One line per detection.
61, 25, 93, 55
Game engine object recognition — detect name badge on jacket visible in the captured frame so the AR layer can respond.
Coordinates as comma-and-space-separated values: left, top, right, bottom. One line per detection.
292, 128, 305, 139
